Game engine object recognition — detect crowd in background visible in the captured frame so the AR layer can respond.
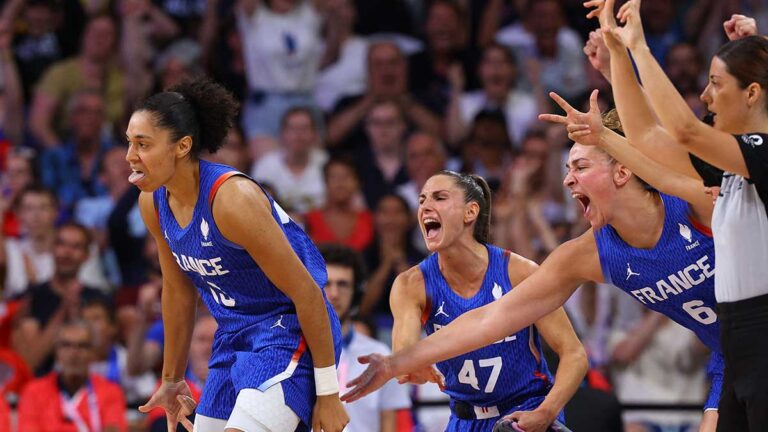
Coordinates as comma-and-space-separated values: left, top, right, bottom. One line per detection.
0, 0, 765, 430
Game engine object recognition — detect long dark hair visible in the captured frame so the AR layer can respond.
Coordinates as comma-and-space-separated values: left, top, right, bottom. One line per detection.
716, 36, 768, 112
436, 170, 492, 243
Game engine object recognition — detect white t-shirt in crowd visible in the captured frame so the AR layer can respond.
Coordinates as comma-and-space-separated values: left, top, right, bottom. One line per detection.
3, 238, 108, 296
314, 36, 369, 111
338, 330, 412, 432
250, 148, 328, 214
237, 1, 323, 93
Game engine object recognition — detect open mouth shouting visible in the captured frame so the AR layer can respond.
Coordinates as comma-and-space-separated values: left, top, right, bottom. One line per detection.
572, 192, 591, 218
423, 217, 442, 241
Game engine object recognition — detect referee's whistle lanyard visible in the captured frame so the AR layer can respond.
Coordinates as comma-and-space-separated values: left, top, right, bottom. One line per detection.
60, 381, 101, 432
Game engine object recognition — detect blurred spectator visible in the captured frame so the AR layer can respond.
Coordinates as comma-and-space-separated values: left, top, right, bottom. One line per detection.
396, 131, 447, 210
319, 243, 411, 432
352, 0, 413, 36
0, 147, 36, 238
0, 17, 24, 147
0, 297, 33, 398
82, 296, 156, 405
29, 14, 122, 149
314, 0, 368, 112
202, 126, 251, 174
2, 186, 107, 297
13, 222, 109, 374
356, 98, 411, 209
495, 0, 587, 99
40, 89, 115, 216
0, 395, 8, 431
360, 194, 424, 338
305, 156, 373, 251
251, 106, 328, 213
327, 40, 441, 151
609, 310, 709, 432
3, 0, 64, 103
445, 43, 538, 149
236, 0, 337, 156
458, 109, 513, 191
664, 42, 705, 94
640, 0, 683, 67
17, 320, 127, 432
154, 0, 205, 37
74, 146, 134, 287
408, 0, 472, 115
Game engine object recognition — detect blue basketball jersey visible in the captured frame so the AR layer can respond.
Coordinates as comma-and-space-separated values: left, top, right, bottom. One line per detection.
153, 160, 341, 426
594, 193, 720, 353
421, 245, 554, 409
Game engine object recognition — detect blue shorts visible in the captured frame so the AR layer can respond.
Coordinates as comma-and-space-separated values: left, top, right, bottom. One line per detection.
196, 312, 342, 429
445, 396, 566, 432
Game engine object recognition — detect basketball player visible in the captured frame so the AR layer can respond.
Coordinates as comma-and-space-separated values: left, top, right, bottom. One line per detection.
342, 113, 723, 432
126, 78, 348, 432
590, 0, 768, 429
389, 171, 588, 432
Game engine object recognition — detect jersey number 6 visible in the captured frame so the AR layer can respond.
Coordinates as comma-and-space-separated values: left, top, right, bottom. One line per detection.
682, 300, 717, 325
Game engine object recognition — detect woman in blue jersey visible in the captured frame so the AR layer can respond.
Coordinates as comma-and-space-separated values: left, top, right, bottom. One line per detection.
126, 78, 348, 432
342, 108, 725, 431
388, 170, 588, 432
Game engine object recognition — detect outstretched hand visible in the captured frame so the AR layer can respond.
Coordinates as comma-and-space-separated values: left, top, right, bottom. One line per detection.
138, 380, 196, 432
538, 90, 604, 146
340, 353, 396, 403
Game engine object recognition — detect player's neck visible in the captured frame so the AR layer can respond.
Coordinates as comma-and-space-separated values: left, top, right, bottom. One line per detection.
165, 159, 201, 208
438, 240, 487, 291
611, 191, 664, 249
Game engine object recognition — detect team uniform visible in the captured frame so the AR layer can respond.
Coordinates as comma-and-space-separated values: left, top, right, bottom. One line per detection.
692, 133, 768, 430
420, 244, 563, 431
594, 192, 723, 411
153, 160, 342, 431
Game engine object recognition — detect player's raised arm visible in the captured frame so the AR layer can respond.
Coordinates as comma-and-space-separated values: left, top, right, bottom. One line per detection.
213, 177, 348, 432
135, 191, 196, 432
608, 0, 760, 177
342, 233, 599, 402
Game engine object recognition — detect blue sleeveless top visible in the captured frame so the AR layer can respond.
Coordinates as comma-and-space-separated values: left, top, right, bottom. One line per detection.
420, 244, 553, 407
595, 192, 720, 352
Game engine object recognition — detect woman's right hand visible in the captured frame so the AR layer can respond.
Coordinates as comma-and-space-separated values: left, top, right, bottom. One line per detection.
341, 354, 396, 403
139, 380, 196, 432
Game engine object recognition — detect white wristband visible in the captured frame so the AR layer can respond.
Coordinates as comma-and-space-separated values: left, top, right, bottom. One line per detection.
314, 365, 339, 396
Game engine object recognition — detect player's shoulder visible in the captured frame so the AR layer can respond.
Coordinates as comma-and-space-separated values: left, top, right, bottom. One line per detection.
212, 175, 270, 215
503, 249, 539, 281
393, 264, 425, 290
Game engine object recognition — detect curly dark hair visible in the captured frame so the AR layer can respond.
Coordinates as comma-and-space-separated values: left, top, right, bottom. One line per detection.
136, 77, 239, 157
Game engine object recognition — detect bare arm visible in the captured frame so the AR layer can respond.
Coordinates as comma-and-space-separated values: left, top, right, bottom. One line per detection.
477, 0, 504, 47
138, 192, 198, 381
390, 268, 426, 353
28, 90, 60, 149
380, 410, 396, 432
611, 312, 666, 365
0, 24, 23, 145
612, 0, 754, 177
326, 95, 373, 148
214, 177, 337, 369
444, 65, 468, 148
509, 256, 589, 426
